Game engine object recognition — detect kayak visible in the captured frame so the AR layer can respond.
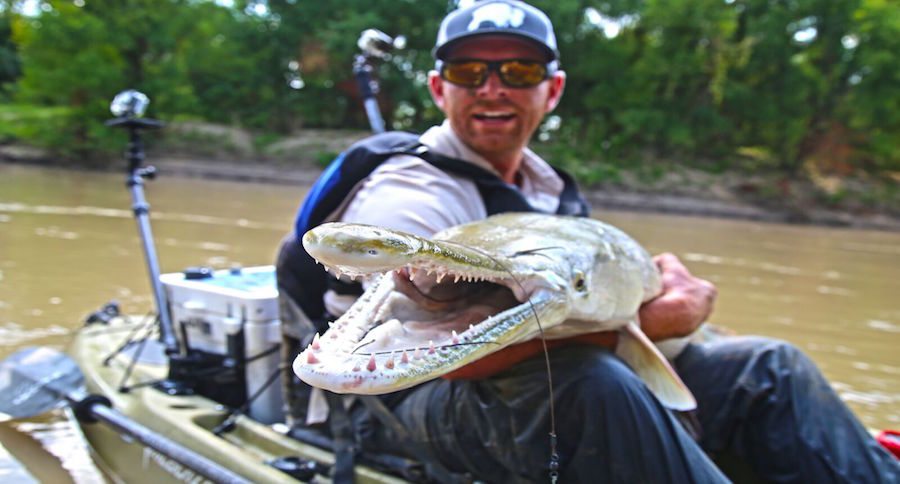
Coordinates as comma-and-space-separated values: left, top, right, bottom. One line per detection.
69, 313, 404, 484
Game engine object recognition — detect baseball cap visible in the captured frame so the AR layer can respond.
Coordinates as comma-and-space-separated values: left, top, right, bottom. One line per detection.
433, 0, 559, 61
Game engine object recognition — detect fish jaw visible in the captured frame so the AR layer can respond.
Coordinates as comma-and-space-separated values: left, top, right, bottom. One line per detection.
303, 222, 547, 300
302, 223, 425, 277
293, 275, 566, 393
294, 215, 670, 398
296, 223, 574, 393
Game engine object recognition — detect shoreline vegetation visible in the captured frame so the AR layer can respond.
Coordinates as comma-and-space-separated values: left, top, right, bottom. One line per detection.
3, 1, 898, 234
1, 124, 898, 232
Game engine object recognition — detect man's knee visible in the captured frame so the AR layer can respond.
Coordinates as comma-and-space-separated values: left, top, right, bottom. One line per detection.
738, 337, 820, 384
557, 347, 661, 414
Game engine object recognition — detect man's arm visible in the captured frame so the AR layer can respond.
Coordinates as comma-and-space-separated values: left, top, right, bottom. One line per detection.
639, 253, 717, 342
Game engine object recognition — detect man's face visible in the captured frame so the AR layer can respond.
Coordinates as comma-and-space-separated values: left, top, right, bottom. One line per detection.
429, 36, 565, 166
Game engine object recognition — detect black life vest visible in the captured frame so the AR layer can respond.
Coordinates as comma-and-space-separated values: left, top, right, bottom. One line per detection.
279, 131, 589, 331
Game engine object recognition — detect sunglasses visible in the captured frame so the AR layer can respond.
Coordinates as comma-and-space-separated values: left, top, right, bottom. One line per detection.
437, 59, 557, 88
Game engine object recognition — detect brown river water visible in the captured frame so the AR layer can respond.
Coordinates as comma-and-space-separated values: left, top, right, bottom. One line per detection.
0, 163, 898, 481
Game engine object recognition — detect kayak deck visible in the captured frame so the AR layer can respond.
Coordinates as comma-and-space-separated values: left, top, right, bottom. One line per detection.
69, 317, 404, 484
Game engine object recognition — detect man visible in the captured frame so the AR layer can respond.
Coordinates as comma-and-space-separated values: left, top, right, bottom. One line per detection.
278, 1, 899, 482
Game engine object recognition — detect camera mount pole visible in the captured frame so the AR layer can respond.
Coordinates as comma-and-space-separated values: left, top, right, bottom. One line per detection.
106, 91, 179, 356
353, 53, 386, 133
353, 29, 405, 134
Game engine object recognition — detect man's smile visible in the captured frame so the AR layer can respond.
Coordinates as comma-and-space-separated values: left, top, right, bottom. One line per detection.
471, 109, 518, 128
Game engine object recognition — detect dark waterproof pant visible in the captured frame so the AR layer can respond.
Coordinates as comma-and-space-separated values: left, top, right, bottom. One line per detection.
360, 338, 899, 483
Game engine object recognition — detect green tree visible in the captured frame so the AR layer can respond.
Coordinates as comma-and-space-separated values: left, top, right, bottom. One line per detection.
9, 0, 263, 158
2, 0, 896, 175
0, 0, 21, 99
263, 0, 447, 130
838, 0, 900, 170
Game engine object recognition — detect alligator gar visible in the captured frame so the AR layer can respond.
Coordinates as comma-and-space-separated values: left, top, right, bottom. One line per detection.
294, 213, 696, 411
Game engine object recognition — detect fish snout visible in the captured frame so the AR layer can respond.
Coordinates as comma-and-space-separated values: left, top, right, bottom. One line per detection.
303, 223, 420, 274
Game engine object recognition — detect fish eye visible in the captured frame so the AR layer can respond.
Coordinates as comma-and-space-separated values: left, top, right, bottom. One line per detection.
573, 270, 587, 292
367, 249, 379, 256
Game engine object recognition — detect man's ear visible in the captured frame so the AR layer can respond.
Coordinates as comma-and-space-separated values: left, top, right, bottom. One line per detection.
428, 70, 447, 112
545, 71, 566, 112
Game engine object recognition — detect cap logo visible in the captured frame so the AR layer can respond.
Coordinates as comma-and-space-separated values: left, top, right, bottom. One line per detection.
468, 3, 526, 31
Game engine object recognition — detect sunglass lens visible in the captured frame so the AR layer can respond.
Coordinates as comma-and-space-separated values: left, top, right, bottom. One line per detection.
500, 61, 547, 87
443, 61, 488, 87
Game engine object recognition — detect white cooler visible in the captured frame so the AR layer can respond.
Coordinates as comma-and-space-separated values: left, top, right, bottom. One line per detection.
161, 265, 284, 424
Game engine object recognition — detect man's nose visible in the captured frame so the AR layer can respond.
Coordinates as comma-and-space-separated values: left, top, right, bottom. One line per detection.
475, 71, 508, 97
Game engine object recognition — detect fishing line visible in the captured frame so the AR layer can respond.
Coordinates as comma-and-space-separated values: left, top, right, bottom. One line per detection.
330, 239, 562, 480
354, 340, 502, 356
461, 244, 561, 482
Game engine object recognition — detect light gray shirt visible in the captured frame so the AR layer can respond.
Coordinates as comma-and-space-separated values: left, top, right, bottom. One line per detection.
338, 120, 564, 235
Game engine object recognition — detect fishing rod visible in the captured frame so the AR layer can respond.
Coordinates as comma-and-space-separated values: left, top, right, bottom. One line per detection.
105, 90, 179, 356
353, 28, 406, 133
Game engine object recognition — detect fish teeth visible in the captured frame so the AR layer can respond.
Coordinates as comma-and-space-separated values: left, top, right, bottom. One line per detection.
304, 345, 319, 364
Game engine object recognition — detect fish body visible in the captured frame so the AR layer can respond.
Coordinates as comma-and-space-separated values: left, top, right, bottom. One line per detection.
295, 213, 695, 410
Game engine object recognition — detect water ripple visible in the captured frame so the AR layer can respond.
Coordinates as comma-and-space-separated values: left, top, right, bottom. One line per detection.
683, 252, 804, 276
34, 227, 80, 240
0, 202, 282, 231
14, 418, 106, 484
0, 324, 70, 347
832, 382, 899, 410
815, 285, 854, 297
160, 238, 231, 252
867, 320, 900, 333
839, 242, 900, 256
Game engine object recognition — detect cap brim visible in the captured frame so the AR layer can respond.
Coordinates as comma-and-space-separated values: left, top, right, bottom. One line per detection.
433, 30, 558, 61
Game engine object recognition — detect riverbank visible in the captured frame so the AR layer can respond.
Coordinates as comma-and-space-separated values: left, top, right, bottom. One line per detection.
2, 133, 898, 232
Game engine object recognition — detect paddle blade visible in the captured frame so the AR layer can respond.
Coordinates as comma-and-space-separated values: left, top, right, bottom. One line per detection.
0, 347, 85, 421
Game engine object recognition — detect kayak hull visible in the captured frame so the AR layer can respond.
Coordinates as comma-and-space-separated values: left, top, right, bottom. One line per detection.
69, 317, 403, 484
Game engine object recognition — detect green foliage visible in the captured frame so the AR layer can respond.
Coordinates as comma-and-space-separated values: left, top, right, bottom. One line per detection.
0, 0, 896, 176
839, 0, 900, 171
0, 3, 20, 99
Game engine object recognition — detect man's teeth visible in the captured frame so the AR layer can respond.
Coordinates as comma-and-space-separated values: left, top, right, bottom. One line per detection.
478, 111, 513, 118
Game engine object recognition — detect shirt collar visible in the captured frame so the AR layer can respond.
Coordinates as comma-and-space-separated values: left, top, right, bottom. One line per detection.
419, 121, 564, 212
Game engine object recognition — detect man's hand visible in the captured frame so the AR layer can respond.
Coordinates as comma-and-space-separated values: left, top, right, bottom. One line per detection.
639, 253, 717, 342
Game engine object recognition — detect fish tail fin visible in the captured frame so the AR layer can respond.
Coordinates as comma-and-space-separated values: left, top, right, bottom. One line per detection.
615, 321, 697, 411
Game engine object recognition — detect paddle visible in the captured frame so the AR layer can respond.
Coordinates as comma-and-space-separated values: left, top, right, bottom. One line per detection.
0, 347, 251, 484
